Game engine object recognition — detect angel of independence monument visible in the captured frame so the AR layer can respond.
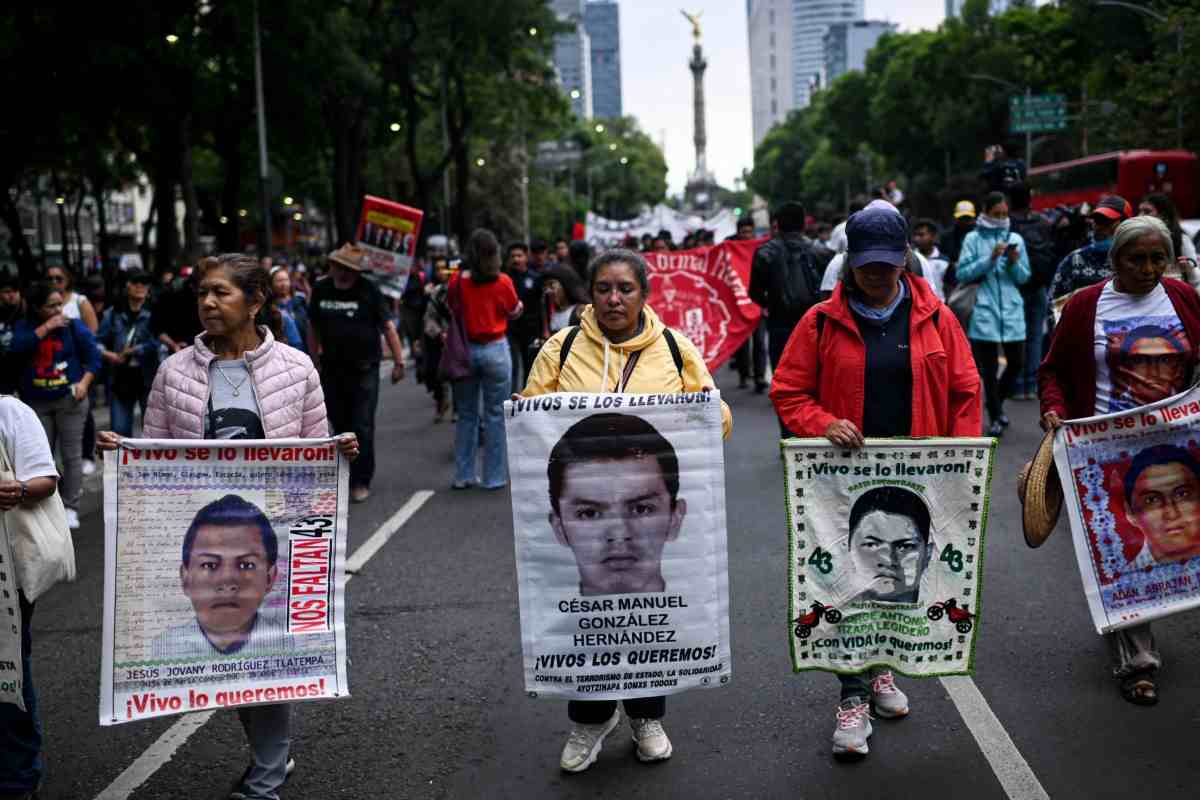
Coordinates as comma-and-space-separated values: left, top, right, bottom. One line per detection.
682, 10, 722, 213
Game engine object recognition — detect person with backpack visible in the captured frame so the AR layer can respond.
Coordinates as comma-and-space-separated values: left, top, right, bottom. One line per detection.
1006, 183, 1057, 400
518, 248, 730, 773
769, 200, 981, 760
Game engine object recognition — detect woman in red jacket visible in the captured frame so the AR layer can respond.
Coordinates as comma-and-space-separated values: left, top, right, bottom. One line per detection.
770, 200, 981, 760
1039, 215, 1200, 706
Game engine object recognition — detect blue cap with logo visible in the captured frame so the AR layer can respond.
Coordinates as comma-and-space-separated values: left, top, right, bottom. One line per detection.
846, 199, 909, 270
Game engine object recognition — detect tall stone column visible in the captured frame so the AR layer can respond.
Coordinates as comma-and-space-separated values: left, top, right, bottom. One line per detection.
690, 43, 708, 179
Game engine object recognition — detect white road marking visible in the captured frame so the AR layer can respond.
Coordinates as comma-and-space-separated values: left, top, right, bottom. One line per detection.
94, 490, 434, 800
940, 676, 1050, 800
345, 490, 435, 574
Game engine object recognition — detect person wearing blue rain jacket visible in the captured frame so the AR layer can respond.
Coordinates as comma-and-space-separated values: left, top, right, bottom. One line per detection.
955, 191, 1031, 437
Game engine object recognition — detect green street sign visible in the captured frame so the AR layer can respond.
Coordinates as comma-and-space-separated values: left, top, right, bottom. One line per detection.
1010, 94, 1068, 133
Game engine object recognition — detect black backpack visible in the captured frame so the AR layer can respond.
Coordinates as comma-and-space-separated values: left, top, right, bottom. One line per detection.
770, 237, 823, 319
1010, 213, 1057, 289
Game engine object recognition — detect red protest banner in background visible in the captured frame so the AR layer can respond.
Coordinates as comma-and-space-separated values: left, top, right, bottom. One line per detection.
644, 238, 765, 371
355, 195, 423, 277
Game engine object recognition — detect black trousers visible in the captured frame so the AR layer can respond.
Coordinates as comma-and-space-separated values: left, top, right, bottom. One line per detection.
970, 339, 1024, 423
734, 321, 768, 384
568, 696, 665, 724
321, 363, 381, 488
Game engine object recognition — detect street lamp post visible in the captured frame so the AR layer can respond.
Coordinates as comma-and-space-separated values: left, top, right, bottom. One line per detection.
970, 73, 1032, 168
1096, 0, 1183, 149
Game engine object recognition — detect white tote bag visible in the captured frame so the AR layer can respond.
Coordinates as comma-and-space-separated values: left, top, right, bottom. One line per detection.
0, 440, 76, 603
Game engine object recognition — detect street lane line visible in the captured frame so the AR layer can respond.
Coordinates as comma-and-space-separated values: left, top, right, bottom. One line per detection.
940, 676, 1050, 800
93, 490, 435, 800
345, 490, 434, 574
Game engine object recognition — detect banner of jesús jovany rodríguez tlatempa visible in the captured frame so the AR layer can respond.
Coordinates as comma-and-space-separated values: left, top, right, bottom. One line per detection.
99, 439, 350, 724
505, 392, 731, 700
1054, 382, 1200, 633
783, 438, 995, 677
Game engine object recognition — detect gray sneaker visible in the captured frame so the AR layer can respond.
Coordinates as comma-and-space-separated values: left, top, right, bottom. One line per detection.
871, 671, 909, 718
832, 696, 873, 759
560, 710, 620, 773
629, 717, 673, 762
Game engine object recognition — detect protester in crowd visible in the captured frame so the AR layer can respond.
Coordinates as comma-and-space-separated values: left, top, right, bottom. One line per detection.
263, 267, 305, 351
732, 216, 768, 392
96, 271, 158, 437
0, 272, 24, 395
1039, 215, 1200, 707
749, 201, 826, 430
681, 233, 697, 250
651, 236, 670, 254
942, 201, 977, 271
769, 200, 980, 760
1006, 184, 1058, 400
911, 219, 949, 301
1138, 193, 1200, 290
1050, 195, 1132, 301
955, 191, 1031, 437
529, 238, 550, 272
153, 268, 176, 303
828, 198, 867, 254
399, 264, 428, 372
505, 241, 544, 392
98, 253, 358, 800
10, 281, 100, 531
553, 238, 570, 266
421, 255, 453, 423
46, 265, 100, 477
519, 247, 730, 772
153, 266, 204, 355
540, 264, 588, 335
307, 244, 404, 504
271, 265, 309, 353
290, 263, 312, 299
567, 240, 591, 286
980, 144, 1027, 192
449, 229, 521, 490
0, 394, 61, 800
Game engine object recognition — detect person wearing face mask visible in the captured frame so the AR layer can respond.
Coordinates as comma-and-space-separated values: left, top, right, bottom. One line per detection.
517, 248, 730, 773
1050, 195, 1132, 304
770, 200, 981, 760
1040, 215, 1200, 707
954, 191, 1032, 437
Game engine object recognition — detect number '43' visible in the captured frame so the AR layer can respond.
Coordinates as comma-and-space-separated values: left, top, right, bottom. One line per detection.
940, 544, 964, 573
808, 547, 833, 575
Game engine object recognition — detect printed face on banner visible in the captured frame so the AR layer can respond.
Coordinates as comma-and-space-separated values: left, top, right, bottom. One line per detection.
547, 414, 686, 595
179, 509, 279, 652
507, 393, 732, 702
846, 490, 934, 603
1101, 317, 1191, 412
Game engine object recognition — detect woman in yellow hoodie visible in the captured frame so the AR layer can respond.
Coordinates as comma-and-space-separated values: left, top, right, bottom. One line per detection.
519, 247, 731, 773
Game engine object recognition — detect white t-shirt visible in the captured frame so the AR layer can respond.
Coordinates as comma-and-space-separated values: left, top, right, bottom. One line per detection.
820, 253, 846, 292
61, 292, 84, 320
1094, 281, 1192, 414
0, 396, 59, 481
919, 248, 950, 302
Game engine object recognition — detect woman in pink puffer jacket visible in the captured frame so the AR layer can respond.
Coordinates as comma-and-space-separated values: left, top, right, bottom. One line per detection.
98, 253, 358, 800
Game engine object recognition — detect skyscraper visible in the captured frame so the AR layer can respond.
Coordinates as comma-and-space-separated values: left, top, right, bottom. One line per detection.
552, 0, 593, 119
823, 20, 896, 85
748, 0, 863, 146
584, 1, 622, 119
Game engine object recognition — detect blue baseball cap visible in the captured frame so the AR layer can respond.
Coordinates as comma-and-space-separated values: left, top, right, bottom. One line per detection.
846, 200, 909, 269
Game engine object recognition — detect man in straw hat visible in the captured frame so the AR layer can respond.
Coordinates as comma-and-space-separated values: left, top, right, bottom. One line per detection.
307, 244, 406, 504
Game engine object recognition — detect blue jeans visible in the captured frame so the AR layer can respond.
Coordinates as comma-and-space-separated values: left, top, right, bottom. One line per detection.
453, 339, 512, 487
0, 593, 41, 794
1018, 286, 1049, 395
110, 391, 150, 437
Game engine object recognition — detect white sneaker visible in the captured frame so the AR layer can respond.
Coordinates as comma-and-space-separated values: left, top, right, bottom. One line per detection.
560, 710, 619, 773
832, 697, 873, 759
82, 459, 97, 476
630, 717, 673, 762
65, 508, 80, 530
871, 671, 909, 718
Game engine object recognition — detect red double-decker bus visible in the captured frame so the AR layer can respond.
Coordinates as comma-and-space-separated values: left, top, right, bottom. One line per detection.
1028, 150, 1197, 217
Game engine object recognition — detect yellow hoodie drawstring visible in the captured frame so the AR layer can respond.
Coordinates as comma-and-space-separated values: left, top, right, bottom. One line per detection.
600, 339, 610, 394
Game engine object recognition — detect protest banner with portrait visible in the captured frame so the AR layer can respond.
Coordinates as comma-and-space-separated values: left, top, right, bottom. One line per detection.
1054, 384, 1200, 633
0, 524, 22, 709
99, 439, 350, 725
783, 438, 995, 677
505, 391, 731, 701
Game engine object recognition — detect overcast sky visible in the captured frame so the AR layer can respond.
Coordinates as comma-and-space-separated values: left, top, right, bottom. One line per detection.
620, 1, 946, 197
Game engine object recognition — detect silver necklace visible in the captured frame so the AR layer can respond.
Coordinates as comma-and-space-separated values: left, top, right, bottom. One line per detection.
215, 361, 249, 397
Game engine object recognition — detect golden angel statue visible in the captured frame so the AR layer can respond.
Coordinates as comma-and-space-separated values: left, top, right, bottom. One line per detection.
681, 9, 702, 43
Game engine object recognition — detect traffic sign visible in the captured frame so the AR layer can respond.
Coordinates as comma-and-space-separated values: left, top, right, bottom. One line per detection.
1010, 94, 1067, 133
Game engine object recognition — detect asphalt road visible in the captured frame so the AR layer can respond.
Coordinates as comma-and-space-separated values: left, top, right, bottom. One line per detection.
25, 369, 1200, 799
